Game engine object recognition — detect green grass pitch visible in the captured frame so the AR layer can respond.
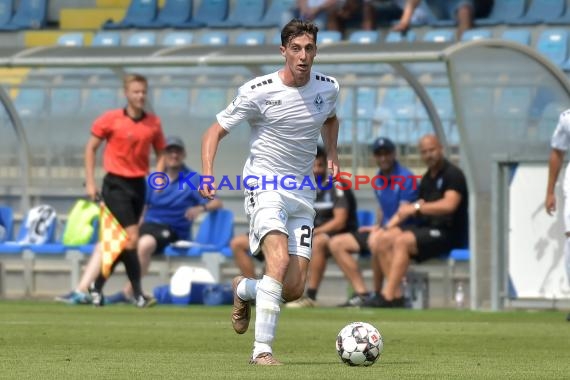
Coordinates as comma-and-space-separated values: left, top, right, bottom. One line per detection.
0, 302, 568, 379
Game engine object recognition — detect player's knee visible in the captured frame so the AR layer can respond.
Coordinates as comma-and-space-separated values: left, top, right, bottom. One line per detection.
283, 283, 304, 302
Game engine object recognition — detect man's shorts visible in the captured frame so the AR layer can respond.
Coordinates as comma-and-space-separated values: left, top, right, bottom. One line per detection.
401, 225, 452, 263
102, 173, 146, 228
139, 222, 179, 254
427, 0, 474, 20
245, 188, 316, 261
351, 230, 370, 254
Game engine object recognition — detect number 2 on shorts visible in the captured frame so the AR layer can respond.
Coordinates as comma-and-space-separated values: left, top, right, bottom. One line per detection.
300, 225, 314, 248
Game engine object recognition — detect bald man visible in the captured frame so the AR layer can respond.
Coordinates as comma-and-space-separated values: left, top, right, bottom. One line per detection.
366, 134, 469, 308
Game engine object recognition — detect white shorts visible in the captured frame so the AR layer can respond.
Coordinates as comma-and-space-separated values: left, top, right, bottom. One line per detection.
244, 187, 316, 260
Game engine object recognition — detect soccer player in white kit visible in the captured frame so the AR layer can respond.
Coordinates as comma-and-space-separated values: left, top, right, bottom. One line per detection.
545, 109, 570, 322
200, 19, 341, 364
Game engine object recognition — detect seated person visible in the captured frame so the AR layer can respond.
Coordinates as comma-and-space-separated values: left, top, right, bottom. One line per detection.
362, 0, 430, 30
370, 134, 468, 307
231, 233, 262, 279
328, 137, 418, 307
392, 0, 474, 40
288, 0, 346, 30
56, 136, 222, 305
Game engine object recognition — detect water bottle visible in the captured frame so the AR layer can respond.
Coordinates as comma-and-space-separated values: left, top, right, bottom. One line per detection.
454, 281, 465, 309
402, 276, 413, 308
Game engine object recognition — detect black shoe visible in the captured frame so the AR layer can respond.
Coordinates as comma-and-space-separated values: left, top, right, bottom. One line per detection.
374, 295, 406, 308
361, 293, 383, 308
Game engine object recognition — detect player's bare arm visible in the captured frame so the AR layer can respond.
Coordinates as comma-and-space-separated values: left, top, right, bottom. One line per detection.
84, 135, 103, 201
546, 148, 564, 215
200, 122, 229, 199
154, 148, 165, 173
416, 190, 461, 216
321, 115, 340, 178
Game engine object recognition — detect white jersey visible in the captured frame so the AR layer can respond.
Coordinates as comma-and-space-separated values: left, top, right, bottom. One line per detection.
551, 109, 570, 152
551, 110, 570, 198
216, 70, 339, 199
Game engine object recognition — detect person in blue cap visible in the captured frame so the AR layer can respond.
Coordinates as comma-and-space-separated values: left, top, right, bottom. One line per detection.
321, 137, 418, 307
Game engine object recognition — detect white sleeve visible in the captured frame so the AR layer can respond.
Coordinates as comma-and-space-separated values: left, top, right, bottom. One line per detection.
216, 86, 257, 132
551, 111, 570, 151
327, 78, 340, 119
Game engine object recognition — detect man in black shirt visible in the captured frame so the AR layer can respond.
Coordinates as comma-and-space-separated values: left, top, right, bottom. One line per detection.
374, 134, 468, 307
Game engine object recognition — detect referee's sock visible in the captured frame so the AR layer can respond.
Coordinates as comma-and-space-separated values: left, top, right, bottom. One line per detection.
121, 248, 143, 299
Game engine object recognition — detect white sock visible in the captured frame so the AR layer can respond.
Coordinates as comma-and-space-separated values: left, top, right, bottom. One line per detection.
564, 237, 570, 285
252, 275, 283, 358
237, 278, 258, 301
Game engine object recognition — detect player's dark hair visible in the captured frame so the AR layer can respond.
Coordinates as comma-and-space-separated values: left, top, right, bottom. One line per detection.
281, 18, 318, 47
316, 145, 326, 159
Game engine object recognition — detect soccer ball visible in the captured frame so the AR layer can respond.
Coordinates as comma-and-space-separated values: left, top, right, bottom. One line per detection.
336, 321, 383, 366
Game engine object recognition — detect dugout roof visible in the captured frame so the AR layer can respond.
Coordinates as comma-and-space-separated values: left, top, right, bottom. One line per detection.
1, 40, 569, 310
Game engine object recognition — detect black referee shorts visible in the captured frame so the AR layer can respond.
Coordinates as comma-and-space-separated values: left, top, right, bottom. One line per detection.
102, 173, 146, 228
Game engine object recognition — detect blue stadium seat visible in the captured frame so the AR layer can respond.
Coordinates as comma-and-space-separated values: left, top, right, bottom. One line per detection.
126, 32, 157, 46
0, 0, 47, 30
449, 248, 470, 261
495, 86, 533, 140
0, 207, 58, 254
57, 33, 84, 47
374, 87, 416, 145
153, 87, 190, 115
423, 30, 455, 43
356, 209, 375, 228
501, 29, 531, 45
475, 0, 526, 26
0, 0, 14, 29
50, 88, 82, 116
92, 32, 121, 46
198, 31, 229, 46
270, 31, 282, 45
83, 88, 119, 115
338, 87, 377, 144
235, 31, 265, 46
161, 32, 193, 46
191, 88, 227, 117
318, 30, 342, 45
385, 30, 416, 43
137, 0, 194, 28
0, 206, 14, 242
460, 29, 492, 41
536, 29, 569, 67
245, 0, 295, 28
508, 0, 565, 25
349, 30, 380, 44
546, 1, 570, 25
183, 0, 228, 28
14, 88, 46, 117
165, 209, 234, 257
417, 86, 454, 123
209, 0, 265, 28
103, 0, 158, 29
29, 218, 99, 256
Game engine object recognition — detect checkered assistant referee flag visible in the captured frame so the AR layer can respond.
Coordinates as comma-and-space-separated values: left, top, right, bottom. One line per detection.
99, 203, 127, 279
